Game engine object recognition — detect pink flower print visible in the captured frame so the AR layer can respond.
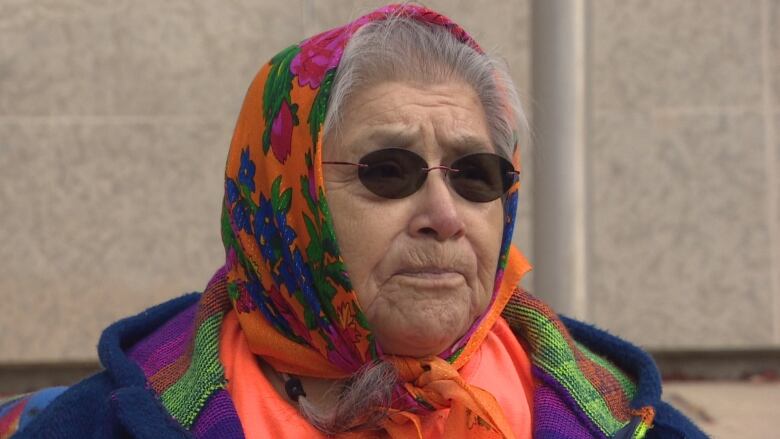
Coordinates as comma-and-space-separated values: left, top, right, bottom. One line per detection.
307, 165, 318, 202
291, 27, 350, 89
323, 324, 363, 372
226, 248, 238, 272
289, 4, 477, 90
235, 282, 257, 314
267, 285, 313, 344
271, 100, 293, 163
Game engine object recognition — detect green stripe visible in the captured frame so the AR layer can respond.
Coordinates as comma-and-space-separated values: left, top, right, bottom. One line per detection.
575, 340, 637, 400
520, 306, 627, 435
160, 313, 227, 428
632, 422, 650, 439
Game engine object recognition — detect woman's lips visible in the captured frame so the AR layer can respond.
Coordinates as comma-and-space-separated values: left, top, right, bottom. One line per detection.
391, 268, 465, 287
395, 270, 460, 278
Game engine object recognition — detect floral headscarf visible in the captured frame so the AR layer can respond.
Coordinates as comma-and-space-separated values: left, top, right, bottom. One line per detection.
221, 4, 531, 437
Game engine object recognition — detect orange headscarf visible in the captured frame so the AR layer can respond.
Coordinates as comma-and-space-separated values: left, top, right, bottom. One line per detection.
220, 4, 531, 437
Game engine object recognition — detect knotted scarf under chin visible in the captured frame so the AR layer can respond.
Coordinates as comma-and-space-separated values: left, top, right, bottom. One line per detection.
382, 355, 515, 439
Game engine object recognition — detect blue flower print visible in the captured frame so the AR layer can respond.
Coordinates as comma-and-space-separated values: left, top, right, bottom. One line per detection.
275, 261, 297, 297
226, 178, 240, 204
247, 279, 289, 331
233, 201, 252, 234
239, 147, 256, 193
277, 211, 296, 247
292, 248, 322, 319
499, 190, 518, 257
255, 196, 277, 262
254, 195, 297, 263
269, 247, 323, 328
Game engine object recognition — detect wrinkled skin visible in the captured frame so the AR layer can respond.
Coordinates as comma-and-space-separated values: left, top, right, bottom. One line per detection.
324, 81, 504, 357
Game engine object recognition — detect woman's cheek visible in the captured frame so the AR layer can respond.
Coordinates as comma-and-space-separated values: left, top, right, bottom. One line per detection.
336, 206, 400, 311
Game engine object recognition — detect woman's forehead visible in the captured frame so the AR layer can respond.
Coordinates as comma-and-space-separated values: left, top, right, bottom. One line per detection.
335, 81, 492, 156
344, 80, 482, 117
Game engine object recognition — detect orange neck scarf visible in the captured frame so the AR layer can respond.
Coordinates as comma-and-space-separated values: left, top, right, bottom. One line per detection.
220, 4, 531, 437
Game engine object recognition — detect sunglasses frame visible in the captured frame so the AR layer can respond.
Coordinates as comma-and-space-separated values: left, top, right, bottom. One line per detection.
323, 147, 519, 202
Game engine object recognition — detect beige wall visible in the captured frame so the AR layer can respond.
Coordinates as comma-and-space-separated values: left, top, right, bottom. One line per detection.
0, 0, 778, 365
587, 0, 780, 350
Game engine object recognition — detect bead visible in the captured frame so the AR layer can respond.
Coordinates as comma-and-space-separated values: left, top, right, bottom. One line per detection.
284, 376, 306, 401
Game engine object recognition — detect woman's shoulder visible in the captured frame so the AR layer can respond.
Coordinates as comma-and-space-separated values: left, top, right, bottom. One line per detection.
501, 287, 707, 439
1, 293, 204, 438
0, 371, 116, 438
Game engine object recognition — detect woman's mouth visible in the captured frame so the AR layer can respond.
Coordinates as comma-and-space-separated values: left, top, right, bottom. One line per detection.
396, 269, 461, 278
392, 267, 466, 287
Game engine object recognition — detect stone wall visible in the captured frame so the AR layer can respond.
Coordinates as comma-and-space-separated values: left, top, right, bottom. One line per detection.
0, 0, 777, 367
587, 0, 779, 350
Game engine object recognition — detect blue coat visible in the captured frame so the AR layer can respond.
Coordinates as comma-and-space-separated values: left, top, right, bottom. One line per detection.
1, 293, 707, 438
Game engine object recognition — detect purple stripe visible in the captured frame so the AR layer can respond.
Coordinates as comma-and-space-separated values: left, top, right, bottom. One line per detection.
191, 390, 244, 439
534, 385, 595, 439
128, 304, 198, 376
128, 303, 197, 363
532, 366, 608, 439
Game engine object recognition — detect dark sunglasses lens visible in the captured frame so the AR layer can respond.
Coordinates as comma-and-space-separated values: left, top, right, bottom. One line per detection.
450, 154, 516, 202
358, 148, 427, 199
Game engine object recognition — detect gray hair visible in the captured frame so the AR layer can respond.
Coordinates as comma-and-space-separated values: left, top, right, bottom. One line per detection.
303, 11, 528, 434
296, 361, 397, 434
322, 12, 528, 161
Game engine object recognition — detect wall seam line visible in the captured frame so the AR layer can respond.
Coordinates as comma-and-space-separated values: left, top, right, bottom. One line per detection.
760, 0, 779, 344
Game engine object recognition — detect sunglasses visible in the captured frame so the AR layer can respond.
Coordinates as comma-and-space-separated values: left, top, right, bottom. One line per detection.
323, 148, 519, 202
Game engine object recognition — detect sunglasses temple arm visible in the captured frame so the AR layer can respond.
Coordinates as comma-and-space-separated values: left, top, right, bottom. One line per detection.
322, 161, 368, 168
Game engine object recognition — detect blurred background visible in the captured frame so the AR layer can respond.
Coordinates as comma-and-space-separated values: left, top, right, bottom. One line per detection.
1, 0, 778, 436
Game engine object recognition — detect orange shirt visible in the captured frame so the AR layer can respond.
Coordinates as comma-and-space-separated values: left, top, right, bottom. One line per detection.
220, 310, 534, 439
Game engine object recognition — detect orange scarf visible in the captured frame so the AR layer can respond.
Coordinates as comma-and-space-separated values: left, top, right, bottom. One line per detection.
220, 294, 535, 439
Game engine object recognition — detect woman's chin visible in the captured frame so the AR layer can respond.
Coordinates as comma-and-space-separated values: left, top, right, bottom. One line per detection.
374, 315, 469, 357
379, 338, 450, 357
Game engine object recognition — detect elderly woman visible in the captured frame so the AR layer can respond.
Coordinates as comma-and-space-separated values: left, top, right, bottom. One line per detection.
1, 4, 705, 439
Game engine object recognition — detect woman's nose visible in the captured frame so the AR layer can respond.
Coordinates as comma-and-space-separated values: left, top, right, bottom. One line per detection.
407, 170, 466, 241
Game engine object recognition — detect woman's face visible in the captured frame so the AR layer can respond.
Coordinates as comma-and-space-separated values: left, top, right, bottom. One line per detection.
323, 81, 505, 357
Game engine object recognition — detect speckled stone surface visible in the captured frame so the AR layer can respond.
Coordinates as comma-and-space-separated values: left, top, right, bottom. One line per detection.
771, 0, 780, 106
0, 121, 228, 362
0, 0, 307, 363
0, 0, 304, 117
0, 1, 534, 362
3, 0, 774, 364
587, 0, 778, 349
591, 0, 764, 111
588, 110, 774, 348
